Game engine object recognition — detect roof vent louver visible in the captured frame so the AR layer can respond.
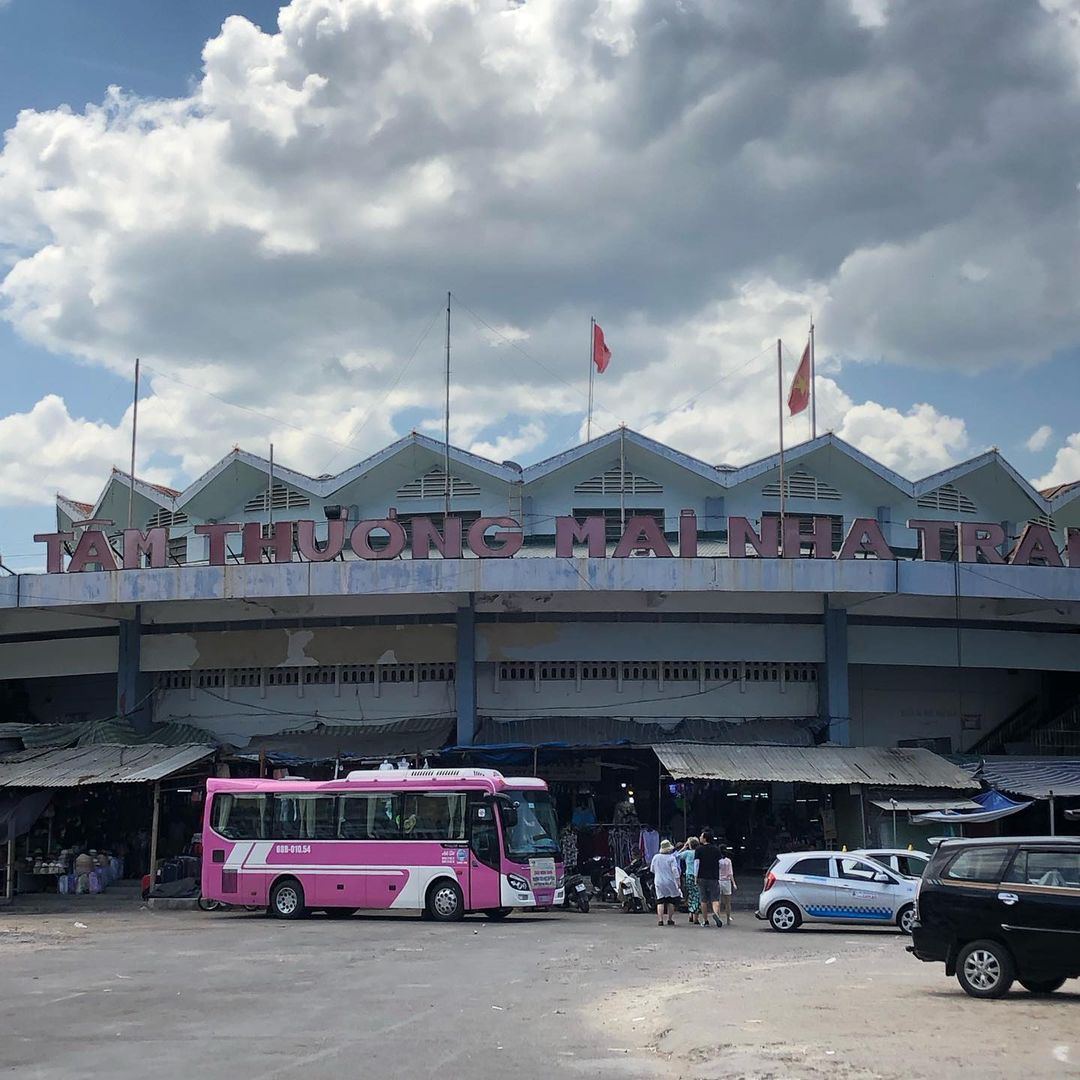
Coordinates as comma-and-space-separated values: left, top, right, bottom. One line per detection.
244, 484, 311, 512
915, 483, 976, 514
762, 470, 841, 501
396, 469, 481, 499
573, 465, 663, 496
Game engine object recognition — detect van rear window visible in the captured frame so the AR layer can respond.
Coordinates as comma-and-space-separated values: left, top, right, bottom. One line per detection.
944, 847, 1009, 884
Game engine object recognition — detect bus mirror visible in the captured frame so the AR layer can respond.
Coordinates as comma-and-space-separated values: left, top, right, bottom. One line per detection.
489, 794, 518, 829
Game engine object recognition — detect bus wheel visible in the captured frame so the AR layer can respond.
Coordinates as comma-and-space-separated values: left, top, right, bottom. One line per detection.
270, 878, 306, 920
426, 880, 464, 921
483, 908, 512, 920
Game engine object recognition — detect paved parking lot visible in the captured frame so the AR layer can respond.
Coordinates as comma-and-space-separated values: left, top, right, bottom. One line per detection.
1, 898, 1077, 1079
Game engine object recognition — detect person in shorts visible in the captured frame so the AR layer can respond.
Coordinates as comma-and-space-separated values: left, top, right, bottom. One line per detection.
718, 845, 737, 924
694, 830, 724, 928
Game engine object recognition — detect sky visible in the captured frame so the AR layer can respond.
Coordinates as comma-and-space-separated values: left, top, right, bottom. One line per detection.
0, 0, 1078, 571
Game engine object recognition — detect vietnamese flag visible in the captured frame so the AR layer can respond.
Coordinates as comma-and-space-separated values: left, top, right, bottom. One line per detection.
592, 323, 612, 374
787, 340, 811, 415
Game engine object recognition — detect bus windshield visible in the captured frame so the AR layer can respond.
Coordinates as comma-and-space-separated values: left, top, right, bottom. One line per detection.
502, 790, 560, 861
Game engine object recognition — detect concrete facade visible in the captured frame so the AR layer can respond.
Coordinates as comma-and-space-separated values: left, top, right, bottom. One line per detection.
4, 428, 1080, 754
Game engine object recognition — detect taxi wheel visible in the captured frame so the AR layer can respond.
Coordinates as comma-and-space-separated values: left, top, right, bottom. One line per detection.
956, 939, 1015, 999
1020, 977, 1065, 995
768, 901, 801, 932
897, 904, 916, 935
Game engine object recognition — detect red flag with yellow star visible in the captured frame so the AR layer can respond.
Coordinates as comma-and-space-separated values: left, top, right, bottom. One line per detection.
787, 340, 811, 415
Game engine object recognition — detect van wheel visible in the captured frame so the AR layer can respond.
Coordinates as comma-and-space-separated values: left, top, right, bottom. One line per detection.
270, 878, 306, 920
1020, 977, 1065, 995
897, 904, 916, 935
956, 940, 1014, 998
426, 880, 464, 921
768, 901, 801, 932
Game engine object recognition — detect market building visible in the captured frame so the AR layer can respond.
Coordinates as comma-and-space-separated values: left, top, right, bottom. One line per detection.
2, 427, 1080, 886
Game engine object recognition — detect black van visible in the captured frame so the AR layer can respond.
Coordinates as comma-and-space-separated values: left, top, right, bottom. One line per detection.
910, 836, 1080, 998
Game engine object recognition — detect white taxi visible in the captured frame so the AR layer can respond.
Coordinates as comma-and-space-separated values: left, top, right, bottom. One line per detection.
756, 850, 918, 933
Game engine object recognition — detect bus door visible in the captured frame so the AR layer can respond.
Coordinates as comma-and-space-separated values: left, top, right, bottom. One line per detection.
467, 794, 503, 909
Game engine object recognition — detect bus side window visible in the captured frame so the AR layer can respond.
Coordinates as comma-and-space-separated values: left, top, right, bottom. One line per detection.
213, 793, 267, 840
338, 793, 401, 840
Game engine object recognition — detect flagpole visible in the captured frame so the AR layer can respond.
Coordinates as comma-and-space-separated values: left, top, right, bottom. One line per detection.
809, 317, 817, 440
619, 423, 627, 534
587, 317, 596, 442
127, 357, 140, 529
445, 291, 452, 520
777, 338, 785, 545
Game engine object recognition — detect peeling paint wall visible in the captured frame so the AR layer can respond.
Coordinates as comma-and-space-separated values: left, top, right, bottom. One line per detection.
141, 625, 455, 671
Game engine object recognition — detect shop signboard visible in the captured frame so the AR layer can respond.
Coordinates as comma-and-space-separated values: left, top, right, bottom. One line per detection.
33, 513, 1077, 574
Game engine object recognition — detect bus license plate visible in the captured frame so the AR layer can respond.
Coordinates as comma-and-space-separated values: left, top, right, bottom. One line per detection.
530, 858, 556, 888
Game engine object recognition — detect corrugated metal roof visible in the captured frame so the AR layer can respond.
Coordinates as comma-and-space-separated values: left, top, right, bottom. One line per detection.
652, 743, 979, 789
0, 743, 216, 788
473, 716, 816, 749
975, 758, 1080, 798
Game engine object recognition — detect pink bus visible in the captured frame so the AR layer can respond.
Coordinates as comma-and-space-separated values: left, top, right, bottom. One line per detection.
200, 768, 564, 920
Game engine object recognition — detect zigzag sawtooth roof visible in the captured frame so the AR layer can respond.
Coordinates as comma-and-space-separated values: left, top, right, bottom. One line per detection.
60, 428, 1072, 520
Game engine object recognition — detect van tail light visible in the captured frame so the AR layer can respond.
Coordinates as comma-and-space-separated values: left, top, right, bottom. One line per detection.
763, 872, 776, 892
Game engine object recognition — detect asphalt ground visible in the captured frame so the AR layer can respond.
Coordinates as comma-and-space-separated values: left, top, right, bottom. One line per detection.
1, 895, 1077, 1079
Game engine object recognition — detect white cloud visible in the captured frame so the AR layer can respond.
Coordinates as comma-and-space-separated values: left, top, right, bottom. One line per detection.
1026, 424, 1053, 453
1035, 432, 1080, 489
0, 0, 1076, 501
469, 422, 547, 463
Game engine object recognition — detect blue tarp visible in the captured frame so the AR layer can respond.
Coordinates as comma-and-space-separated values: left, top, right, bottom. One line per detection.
912, 789, 1031, 825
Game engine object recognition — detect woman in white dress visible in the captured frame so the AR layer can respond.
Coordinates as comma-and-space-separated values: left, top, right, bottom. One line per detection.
650, 839, 683, 927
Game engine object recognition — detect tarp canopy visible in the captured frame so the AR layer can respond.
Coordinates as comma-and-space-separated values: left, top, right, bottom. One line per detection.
651, 743, 978, 789
912, 789, 1032, 825
0, 790, 52, 839
470, 716, 816, 751
0, 744, 216, 788
869, 797, 981, 812
973, 758, 1080, 799
236, 718, 454, 764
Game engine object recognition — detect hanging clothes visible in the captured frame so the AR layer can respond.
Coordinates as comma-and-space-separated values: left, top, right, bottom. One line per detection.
639, 827, 660, 863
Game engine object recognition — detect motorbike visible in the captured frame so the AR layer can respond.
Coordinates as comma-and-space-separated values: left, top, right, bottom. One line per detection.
562, 873, 591, 913
585, 855, 618, 904
614, 863, 647, 913
629, 856, 658, 910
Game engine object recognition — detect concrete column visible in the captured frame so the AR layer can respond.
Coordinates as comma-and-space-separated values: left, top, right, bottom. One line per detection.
822, 602, 850, 745
117, 605, 152, 734
455, 600, 477, 746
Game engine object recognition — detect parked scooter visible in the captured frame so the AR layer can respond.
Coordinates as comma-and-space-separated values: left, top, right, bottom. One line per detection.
562, 872, 591, 913
628, 856, 658, 910
585, 855, 618, 904
614, 863, 647, 913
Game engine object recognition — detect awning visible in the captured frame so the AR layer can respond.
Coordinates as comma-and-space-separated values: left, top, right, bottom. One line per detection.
0, 744, 216, 788
912, 789, 1032, 825
651, 743, 979, 789
869, 797, 981, 813
974, 758, 1080, 799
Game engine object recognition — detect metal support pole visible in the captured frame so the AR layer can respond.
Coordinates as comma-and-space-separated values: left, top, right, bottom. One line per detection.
148, 782, 161, 885
809, 319, 817, 440
587, 317, 595, 442
444, 291, 452, 520
1049, 790, 1056, 836
890, 798, 898, 847
533, 746, 538, 778
5, 822, 15, 902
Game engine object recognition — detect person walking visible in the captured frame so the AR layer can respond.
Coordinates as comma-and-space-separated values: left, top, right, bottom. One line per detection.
650, 839, 683, 927
718, 845, 737, 924
694, 830, 724, 928
679, 837, 700, 924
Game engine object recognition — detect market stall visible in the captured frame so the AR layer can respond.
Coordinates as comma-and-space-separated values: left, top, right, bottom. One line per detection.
0, 742, 216, 902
